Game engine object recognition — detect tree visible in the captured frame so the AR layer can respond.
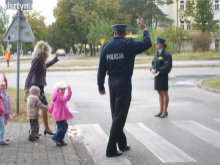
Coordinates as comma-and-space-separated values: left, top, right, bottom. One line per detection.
46, 23, 75, 53
0, 6, 8, 55
53, 0, 77, 53
22, 11, 48, 54
180, 0, 219, 32
52, 0, 124, 55
194, 0, 218, 32
119, 0, 174, 30
87, 20, 113, 46
24, 11, 47, 41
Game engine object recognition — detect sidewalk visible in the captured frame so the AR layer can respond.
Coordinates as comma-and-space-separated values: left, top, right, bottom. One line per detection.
0, 123, 80, 165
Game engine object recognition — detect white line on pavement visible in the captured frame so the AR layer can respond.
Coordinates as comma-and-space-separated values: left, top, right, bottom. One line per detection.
173, 121, 220, 149
73, 124, 131, 165
214, 119, 220, 122
125, 123, 196, 163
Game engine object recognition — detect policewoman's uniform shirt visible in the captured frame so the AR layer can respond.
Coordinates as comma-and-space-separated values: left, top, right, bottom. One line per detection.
98, 30, 152, 91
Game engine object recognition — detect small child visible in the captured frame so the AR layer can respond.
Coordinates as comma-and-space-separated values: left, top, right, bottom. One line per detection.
48, 82, 73, 146
27, 86, 48, 141
0, 73, 12, 141
0, 95, 8, 145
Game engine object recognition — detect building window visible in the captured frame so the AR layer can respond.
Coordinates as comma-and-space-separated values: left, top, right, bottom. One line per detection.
215, 0, 219, 10
215, 39, 220, 49
180, 21, 185, 29
180, 0, 185, 10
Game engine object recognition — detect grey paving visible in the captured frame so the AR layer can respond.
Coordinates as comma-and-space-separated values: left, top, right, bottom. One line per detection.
0, 123, 80, 165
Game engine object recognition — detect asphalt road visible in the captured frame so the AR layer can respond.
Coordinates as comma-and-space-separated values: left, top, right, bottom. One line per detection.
7, 67, 220, 165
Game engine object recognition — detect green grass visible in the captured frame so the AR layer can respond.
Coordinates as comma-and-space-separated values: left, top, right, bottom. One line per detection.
172, 51, 220, 60
8, 88, 53, 124
201, 76, 220, 92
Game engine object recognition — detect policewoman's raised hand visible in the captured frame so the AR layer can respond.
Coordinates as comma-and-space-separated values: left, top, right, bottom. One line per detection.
136, 18, 146, 32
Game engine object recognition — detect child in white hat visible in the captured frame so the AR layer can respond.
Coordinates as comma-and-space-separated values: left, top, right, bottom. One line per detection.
48, 82, 73, 146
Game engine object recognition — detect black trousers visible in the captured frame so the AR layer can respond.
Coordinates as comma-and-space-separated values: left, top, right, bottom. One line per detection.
107, 78, 132, 153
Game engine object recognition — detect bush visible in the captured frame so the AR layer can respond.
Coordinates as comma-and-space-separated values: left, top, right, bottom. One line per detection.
191, 32, 212, 51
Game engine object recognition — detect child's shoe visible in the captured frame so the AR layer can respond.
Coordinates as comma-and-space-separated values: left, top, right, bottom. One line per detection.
52, 139, 62, 146
28, 136, 36, 142
61, 141, 67, 146
0, 141, 9, 145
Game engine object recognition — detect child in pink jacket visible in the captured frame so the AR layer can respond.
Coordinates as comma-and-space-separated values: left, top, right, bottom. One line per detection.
48, 82, 73, 146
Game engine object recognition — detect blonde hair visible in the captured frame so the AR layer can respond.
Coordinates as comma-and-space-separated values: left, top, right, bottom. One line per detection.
29, 86, 40, 95
32, 41, 52, 61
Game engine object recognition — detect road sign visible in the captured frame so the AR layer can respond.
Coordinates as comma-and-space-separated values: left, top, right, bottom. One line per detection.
5, 0, 33, 10
3, 11, 35, 42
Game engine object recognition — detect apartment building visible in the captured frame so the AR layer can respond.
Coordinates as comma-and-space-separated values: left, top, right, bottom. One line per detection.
160, 0, 220, 50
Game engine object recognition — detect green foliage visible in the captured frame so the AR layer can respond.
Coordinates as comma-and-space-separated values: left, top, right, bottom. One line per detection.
0, 6, 8, 55
147, 26, 190, 54
194, 0, 218, 32
180, 0, 219, 32
52, 0, 77, 52
87, 20, 113, 45
23, 11, 48, 53
119, 0, 174, 29
24, 11, 47, 41
50, 0, 124, 53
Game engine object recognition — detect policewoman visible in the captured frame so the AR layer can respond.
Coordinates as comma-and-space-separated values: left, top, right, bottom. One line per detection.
97, 19, 152, 157
150, 37, 172, 118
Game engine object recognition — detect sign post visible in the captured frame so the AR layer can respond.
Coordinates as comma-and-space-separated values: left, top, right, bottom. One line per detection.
16, 9, 21, 115
4, 0, 34, 114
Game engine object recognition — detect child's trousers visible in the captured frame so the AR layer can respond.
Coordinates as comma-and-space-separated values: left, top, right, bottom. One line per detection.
52, 120, 68, 143
29, 119, 39, 139
0, 116, 5, 142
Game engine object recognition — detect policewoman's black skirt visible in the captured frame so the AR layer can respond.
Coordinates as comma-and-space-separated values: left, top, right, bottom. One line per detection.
154, 74, 169, 91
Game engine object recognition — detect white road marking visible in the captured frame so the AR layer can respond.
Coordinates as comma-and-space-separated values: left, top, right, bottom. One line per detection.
214, 119, 220, 122
125, 123, 196, 163
173, 121, 220, 149
73, 124, 131, 165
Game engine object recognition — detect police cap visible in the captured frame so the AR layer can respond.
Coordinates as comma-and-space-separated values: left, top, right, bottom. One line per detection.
112, 24, 127, 31
156, 37, 166, 44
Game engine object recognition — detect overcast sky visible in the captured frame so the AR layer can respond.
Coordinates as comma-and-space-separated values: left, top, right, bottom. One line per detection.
0, 0, 58, 26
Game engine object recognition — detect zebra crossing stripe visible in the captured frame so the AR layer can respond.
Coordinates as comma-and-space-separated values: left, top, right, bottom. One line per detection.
125, 123, 196, 163
173, 121, 220, 149
214, 119, 220, 122
74, 124, 131, 165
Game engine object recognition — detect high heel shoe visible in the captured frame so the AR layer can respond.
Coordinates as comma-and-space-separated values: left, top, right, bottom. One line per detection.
44, 129, 55, 135
160, 112, 168, 118
154, 112, 162, 117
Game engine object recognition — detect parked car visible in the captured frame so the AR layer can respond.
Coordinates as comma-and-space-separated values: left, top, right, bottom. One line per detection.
56, 49, 66, 56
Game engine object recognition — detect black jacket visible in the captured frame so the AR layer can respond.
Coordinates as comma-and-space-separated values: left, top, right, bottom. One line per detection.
25, 56, 58, 89
152, 49, 172, 75
97, 30, 152, 91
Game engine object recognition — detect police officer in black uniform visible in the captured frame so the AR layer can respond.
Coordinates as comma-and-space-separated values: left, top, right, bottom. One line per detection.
150, 37, 172, 118
97, 19, 152, 157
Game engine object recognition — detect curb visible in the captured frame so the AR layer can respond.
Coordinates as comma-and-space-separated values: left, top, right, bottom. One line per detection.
197, 82, 220, 95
